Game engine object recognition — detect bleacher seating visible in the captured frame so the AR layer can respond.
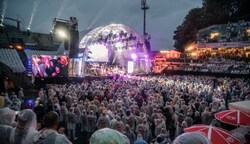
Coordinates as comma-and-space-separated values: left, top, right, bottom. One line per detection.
0, 48, 26, 73
196, 21, 250, 43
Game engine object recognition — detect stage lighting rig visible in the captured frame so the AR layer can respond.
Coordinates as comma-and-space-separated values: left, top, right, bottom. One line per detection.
52, 17, 79, 58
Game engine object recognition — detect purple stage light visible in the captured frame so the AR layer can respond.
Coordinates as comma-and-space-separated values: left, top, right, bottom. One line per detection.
144, 54, 148, 58
131, 53, 137, 59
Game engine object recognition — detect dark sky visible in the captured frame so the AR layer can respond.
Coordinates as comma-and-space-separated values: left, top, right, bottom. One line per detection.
2, 0, 202, 51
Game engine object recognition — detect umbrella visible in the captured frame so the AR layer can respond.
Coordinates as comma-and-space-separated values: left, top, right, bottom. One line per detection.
184, 124, 240, 144
214, 110, 250, 127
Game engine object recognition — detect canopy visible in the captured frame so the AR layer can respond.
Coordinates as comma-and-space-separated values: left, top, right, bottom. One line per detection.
184, 124, 240, 144
228, 101, 250, 115
214, 110, 250, 127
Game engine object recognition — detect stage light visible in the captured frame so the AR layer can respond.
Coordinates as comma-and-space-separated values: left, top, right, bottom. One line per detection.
131, 53, 137, 59
16, 45, 23, 50
27, 27, 30, 30
144, 54, 148, 58
57, 30, 67, 38
210, 32, 220, 39
0, 23, 3, 27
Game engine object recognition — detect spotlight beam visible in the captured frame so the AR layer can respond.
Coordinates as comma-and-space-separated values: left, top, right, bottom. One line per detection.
28, 0, 41, 30
0, 0, 8, 25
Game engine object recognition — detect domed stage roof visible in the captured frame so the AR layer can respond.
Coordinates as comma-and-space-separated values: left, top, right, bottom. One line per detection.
77, 23, 150, 74
79, 23, 147, 53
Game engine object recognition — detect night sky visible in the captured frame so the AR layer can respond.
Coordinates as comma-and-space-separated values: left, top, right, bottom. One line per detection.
2, 0, 202, 51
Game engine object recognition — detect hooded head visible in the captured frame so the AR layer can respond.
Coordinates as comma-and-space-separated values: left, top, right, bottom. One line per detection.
0, 107, 17, 126
16, 109, 37, 132
90, 128, 129, 144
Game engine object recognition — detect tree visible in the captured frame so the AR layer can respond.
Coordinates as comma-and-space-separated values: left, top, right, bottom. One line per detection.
173, 8, 203, 52
173, 0, 250, 52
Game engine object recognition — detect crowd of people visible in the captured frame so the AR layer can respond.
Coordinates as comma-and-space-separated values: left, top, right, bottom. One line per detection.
196, 20, 250, 43
0, 75, 250, 144
185, 49, 250, 74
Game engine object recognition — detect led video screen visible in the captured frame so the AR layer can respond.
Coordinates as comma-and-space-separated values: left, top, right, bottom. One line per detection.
32, 55, 69, 77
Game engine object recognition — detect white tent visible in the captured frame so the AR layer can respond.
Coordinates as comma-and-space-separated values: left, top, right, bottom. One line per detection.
228, 100, 250, 114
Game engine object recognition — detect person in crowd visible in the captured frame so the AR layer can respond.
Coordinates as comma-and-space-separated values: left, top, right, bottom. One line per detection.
134, 134, 148, 144
36, 111, 71, 144
86, 110, 97, 139
13, 109, 38, 143
0, 107, 17, 144
18, 88, 24, 100
60, 102, 68, 127
97, 111, 111, 129
80, 109, 88, 135
123, 124, 136, 144
67, 107, 77, 140
1, 74, 249, 144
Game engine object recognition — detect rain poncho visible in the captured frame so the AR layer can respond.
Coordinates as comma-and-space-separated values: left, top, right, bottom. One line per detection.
0, 107, 17, 126
9, 109, 38, 144
60, 102, 68, 122
0, 107, 17, 144
89, 128, 130, 144
172, 132, 210, 144
37, 129, 72, 144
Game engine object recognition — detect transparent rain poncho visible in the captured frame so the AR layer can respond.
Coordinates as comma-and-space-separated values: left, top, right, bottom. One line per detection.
9, 109, 39, 144
0, 107, 17, 126
173, 132, 210, 144
90, 128, 130, 144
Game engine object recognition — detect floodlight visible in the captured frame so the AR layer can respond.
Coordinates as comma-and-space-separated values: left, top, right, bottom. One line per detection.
131, 53, 137, 59
57, 30, 67, 38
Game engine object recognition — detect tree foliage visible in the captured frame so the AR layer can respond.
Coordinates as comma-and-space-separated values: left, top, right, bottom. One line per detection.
173, 0, 250, 52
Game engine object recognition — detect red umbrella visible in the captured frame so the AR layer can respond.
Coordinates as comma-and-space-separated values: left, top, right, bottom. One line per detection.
214, 110, 250, 127
184, 124, 240, 144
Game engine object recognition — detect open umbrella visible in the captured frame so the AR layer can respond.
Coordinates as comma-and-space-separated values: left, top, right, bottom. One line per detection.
214, 110, 250, 127
184, 124, 240, 144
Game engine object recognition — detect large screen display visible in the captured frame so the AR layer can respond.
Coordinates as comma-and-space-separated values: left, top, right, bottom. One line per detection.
86, 44, 109, 62
32, 55, 69, 77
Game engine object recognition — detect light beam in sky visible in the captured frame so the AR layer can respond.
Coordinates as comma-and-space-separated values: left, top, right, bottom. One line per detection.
0, 0, 9, 25
27, 0, 40, 30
